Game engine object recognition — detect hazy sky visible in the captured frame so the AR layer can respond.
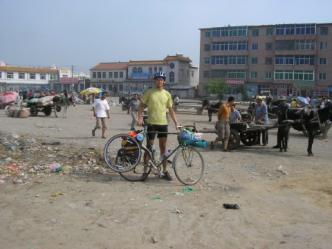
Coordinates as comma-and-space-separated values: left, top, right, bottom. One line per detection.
1, 0, 332, 72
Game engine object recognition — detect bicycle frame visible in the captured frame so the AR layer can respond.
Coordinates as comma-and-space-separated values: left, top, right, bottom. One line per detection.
136, 124, 189, 172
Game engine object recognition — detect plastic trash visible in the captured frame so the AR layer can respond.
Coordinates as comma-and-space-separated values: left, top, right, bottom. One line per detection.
182, 186, 195, 193
193, 140, 209, 148
49, 162, 62, 173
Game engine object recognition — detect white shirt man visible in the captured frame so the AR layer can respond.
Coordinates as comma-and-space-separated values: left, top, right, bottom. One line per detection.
92, 95, 110, 138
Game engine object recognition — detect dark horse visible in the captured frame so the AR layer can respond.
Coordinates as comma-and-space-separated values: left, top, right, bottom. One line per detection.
279, 102, 332, 156
202, 99, 222, 122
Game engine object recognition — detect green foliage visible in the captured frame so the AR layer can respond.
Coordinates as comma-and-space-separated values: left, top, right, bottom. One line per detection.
204, 78, 228, 99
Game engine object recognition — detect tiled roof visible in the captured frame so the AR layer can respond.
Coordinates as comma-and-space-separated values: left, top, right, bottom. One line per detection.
128, 60, 165, 66
0, 66, 58, 74
91, 62, 128, 71
164, 54, 191, 63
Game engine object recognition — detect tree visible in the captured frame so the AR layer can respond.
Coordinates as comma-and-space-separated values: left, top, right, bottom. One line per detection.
204, 78, 228, 99
236, 85, 249, 101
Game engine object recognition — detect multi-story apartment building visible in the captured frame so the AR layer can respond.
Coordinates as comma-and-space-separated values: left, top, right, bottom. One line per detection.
199, 23, 332, 97
90, 54, 199, 97
0, 62, 59, 92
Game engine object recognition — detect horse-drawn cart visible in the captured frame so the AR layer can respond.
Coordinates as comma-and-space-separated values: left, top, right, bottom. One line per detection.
26, 96, 62, 116
200, 122, 275, 150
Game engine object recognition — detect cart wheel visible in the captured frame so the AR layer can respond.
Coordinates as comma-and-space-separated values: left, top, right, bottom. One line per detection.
30, 105, 38, 116
44, 106, 52, 116
228, 129, 240, 150
240, 131, 259, 146
55, 105, 61, 112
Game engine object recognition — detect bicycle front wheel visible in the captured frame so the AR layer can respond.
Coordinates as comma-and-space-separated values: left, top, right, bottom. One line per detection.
173, 146, 205, 185
104, 134, 142, 173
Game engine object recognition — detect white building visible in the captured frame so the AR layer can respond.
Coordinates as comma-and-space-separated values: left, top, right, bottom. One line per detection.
0, 64, 59, 92
90, 54, 199, 97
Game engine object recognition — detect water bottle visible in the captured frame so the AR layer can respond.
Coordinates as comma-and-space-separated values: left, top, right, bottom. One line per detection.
136, 133, 144, 142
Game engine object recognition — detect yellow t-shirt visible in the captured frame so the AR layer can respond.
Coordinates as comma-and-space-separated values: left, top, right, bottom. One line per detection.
142, 88, 173, 125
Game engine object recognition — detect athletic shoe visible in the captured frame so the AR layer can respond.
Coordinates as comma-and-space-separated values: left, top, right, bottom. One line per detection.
161, 171, 173, 181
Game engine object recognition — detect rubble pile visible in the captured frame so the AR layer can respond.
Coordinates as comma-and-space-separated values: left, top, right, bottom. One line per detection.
0, 131, 107, 184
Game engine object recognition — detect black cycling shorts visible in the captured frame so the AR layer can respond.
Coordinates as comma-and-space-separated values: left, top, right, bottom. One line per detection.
147, 125, 168, 140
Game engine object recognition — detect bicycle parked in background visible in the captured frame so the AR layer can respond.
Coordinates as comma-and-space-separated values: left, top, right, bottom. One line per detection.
103, 124, 205, 185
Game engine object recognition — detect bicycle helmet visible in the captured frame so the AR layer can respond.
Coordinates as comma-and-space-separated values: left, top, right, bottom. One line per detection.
153, 72, 166, 80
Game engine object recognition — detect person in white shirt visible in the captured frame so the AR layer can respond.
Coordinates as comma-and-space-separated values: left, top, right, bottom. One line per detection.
92, 93, 110, 139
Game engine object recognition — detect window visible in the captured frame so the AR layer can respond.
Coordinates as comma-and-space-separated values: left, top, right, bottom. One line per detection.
102, 72, 106, 78
19, 73, 25, 79
120, 72, 124, 78
211, 56, 246, 65
320, 27, 328, 35
50, 74, 57, 80
109, 72, 113, 78
203, 71, 210, 78
252, 29, 259, 36
265, 57, 273, 65
133, 67, 138, 73
138, 67, 142, 73
204, 57, 210, 64
266, 42, 273, 50
227, 70, 246, 79
7, 72, 13, 79
169, 72, 175, 82
320, 42, 328, 49
319, 73, 327, 80
251, 57, 258, 64
320, 58, 327, 64
205, 31, 211, 37
295, 40, 315, 50
276, 24, 315, 35
204, 44, 211, 51
29, 73, 36, 79
212, 41, 247, 51
114, 72, 118, 78
149, 67, 153, 74
250, 72, 257, 79
97, 72, 101, 79
265, 72, 273, 79
40, 74, 46, 80
154, 67, 157, 72
294, 71, 314, 81
93, 72, 96, 78
266, 27, 274, 35
159, 67, 162, 72
274, 71, 293, 80
252, 43, 258, 50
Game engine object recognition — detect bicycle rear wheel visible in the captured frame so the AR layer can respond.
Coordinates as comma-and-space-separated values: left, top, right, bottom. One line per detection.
104, 134, 142, 173
173, 146, 204, 185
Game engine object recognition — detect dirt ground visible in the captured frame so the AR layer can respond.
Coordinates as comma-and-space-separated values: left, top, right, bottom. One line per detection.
1, 100, 332, 249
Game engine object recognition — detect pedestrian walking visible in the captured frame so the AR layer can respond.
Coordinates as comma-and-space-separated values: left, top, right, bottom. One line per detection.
92, 93, 110, 139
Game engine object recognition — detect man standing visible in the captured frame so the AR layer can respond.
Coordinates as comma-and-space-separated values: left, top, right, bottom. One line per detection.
230, 104, 241, 124
255, 96, 269, 145
213, 96, 235, 151
92, 92, 110, 139
137, 72, 179, 181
